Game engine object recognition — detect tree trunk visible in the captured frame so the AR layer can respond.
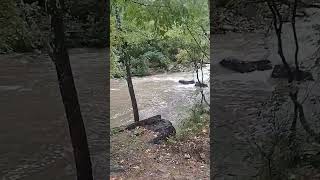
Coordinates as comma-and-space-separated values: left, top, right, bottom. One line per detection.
124, 50, 140, 122
46, 0, 93, 179
114, 5, 140, 122
292, 0, 300, 72
267, 1, 294, 82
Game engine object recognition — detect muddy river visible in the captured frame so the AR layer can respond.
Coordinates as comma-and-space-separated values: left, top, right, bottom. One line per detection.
0, 49, 107, 180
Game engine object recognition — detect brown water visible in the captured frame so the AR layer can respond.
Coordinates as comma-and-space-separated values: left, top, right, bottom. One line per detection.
0, 49, 107, 180
110, 66, 210, 128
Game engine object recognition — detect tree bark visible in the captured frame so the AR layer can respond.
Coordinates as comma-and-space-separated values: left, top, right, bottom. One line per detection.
46, 0, 93, 179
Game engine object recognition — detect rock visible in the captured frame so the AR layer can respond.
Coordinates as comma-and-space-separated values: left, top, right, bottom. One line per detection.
125, 115, 176, 144
271, 64, 314, 81
178, 80, 195, 85
219, 57, 272, 73
195, 82, 208, 88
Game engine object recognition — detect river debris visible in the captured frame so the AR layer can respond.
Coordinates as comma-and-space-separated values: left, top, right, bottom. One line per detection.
220, 57, 273, 73
195, 82, 208, 88
178, 80, 195, 85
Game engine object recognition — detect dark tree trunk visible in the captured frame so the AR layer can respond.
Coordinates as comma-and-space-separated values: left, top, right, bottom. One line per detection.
291, 0, 300, 72
114, 5, 140, 122
124, 48, 140, 122
267, 1, 294, 82
46, 0, 93, 179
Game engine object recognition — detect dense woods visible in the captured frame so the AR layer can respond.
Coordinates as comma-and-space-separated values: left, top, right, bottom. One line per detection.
110, 0, 209, 78
0, 0, 107, 53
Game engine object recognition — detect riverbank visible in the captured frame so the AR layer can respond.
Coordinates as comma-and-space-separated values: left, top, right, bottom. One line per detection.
110, 104, 209, 179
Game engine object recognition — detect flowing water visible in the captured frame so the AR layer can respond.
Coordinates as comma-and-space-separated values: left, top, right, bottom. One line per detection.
212, 8, 320, 179
0, 49, 107, 180
110, 66, 210, 128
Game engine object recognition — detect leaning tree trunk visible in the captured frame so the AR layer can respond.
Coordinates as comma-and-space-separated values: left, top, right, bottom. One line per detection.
46, 0, 93, 179
123, 49, 140, 122
114, 5, 140, 122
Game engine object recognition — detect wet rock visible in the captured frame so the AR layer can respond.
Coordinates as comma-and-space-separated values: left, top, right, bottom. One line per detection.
220, 57, 272, 73
125, 115, 176, 144
271, 64, 314, 81
178, 80, 195, 85
195, 82, 208, 88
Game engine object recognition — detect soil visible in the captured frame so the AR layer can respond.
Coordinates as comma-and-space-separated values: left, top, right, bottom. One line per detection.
110, 125, 209, 180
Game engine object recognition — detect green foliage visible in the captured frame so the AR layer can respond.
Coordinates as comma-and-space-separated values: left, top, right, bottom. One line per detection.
0, 0, 107, 53
0, 0, 26, 53
178, 103, 209, 136
175, 49, 189, 64
111, 47, 124, 78
131, 56, 149, 76
141, 50, 170, 69
110, 0, 209, 77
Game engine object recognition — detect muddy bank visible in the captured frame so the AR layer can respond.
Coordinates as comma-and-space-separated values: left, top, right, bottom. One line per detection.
110, 117, 209, 179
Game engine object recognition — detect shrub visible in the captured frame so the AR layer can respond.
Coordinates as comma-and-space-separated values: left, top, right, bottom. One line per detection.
141, 50, 170, 70
131, 56, 149, 76
175, 49, 190, 64
110, 48, 124, 78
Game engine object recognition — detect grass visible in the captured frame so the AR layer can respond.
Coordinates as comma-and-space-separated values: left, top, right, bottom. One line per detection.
167, 103, 209, 144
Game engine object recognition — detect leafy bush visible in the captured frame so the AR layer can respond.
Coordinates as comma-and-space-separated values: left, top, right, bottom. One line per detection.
131, 56, 149, 76
0, 0, 26, 53
110, 48, 124, 78
178, 103, 209, 136
175, 49, 190, 64
141, 50, 170, 70
0, 0, 107, 53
